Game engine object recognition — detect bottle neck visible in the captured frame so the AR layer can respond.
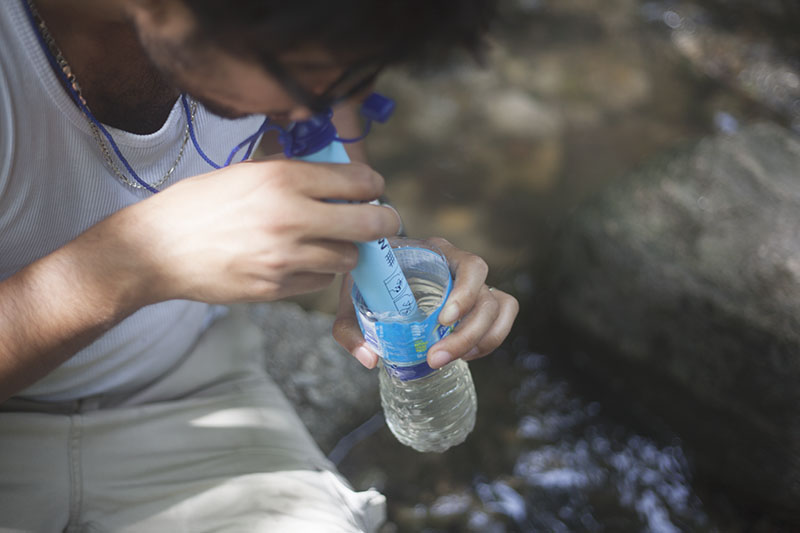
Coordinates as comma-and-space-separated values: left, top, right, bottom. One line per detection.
382, 360, 437, 381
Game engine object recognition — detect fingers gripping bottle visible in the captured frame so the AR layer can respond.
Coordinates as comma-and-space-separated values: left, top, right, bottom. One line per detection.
281, 94, 477, 452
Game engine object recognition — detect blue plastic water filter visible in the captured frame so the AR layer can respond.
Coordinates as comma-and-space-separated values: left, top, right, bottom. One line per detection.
295, 143, 420, 317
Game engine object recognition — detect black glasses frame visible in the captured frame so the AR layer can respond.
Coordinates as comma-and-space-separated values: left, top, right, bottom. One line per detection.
260, 54, 385, 114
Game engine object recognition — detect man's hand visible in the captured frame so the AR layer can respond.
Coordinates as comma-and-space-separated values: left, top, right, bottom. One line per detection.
0, 159, 400, 400
111, 159, 401, 307
333, 237, 519, 369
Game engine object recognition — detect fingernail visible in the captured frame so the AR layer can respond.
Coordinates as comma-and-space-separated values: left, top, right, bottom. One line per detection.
354, 346, 376, 369
429, 351, 453, 369
439, 303, 459, 325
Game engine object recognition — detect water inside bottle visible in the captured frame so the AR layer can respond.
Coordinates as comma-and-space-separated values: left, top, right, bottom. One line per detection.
380, 357, 477, 453
403, 275, 446, 321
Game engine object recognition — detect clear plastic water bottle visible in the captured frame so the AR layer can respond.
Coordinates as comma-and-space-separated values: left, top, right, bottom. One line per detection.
379, 358, 477, 453
352, 240, 478, 453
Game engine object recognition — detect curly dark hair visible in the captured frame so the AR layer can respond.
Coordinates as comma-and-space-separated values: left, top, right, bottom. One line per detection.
181, 0, 497, 66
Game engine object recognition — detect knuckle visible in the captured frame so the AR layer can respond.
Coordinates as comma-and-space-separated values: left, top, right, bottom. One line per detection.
454, 326, 483, 351
340, 244, 359, 271
331, 317, 353, 345
383, 205, 403, 236
262, 209, 303, 235
261, 253, 292, 273
359, 164, 385, 194
427, 236, 451, 250
363, 209, 391, 240
472, 256, 490, 278
249, 278, 282, 300
495, 290, 520, 317
480, 331, 505, 352
263, 219, 290, 235
263, 161, 289, 184
264, 161, 293, 188
331, 317, 344, 336
475, 291, 500, 317
463, 335, 484, 354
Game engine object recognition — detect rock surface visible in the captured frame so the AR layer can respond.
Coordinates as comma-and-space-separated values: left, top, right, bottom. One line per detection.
647, 0, 800, 133
247, 302, 381, 453
546, 123, 800, 519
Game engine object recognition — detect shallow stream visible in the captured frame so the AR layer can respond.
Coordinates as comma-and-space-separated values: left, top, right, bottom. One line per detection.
330, 1, 799, 530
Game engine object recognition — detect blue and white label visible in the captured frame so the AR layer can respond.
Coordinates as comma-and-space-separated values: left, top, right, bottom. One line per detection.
353, 250, 455, 369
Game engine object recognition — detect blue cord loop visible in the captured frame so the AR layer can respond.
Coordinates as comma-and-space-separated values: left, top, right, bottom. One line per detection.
336, 93, 394, 144
334, 121, 372, 144
281, 93, 395, 158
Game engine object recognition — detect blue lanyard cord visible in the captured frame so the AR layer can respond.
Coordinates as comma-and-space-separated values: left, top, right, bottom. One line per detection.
182, 95, 277, 169
21, 0, 270, 193
334, 120, 372, 144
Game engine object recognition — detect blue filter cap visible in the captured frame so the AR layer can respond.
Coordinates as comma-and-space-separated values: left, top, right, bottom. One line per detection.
360, 93, 395, 123
282, 109, 337, 158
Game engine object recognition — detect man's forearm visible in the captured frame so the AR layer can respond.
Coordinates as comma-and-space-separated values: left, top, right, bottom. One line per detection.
0, 226, 142, 402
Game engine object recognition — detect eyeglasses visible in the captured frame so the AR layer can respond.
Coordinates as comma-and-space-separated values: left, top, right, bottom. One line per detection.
261, 54, 385, 114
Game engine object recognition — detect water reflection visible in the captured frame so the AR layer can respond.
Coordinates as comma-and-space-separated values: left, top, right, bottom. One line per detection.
340, 349, 714, 532
496, 352, 709, 532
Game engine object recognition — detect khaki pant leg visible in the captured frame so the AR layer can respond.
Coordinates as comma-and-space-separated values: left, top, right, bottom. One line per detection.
0, 412, 72, 532
78, 382, 384, 532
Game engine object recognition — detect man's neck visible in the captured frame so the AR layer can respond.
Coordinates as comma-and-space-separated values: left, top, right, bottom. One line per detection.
33, 0, 180, 134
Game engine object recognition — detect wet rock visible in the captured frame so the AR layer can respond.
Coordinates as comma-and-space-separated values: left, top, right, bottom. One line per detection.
546, 122, 800, 520
642, 0, 800, 132
247, 302, 380, 453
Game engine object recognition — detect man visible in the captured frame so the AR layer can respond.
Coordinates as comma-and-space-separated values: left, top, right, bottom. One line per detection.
0, 0, 518, 530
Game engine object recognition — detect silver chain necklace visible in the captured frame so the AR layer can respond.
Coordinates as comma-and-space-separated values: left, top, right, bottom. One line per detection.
25, 0, 197, 191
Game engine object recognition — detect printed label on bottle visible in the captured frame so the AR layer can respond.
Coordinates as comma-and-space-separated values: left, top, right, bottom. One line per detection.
354, 267, 454, 367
